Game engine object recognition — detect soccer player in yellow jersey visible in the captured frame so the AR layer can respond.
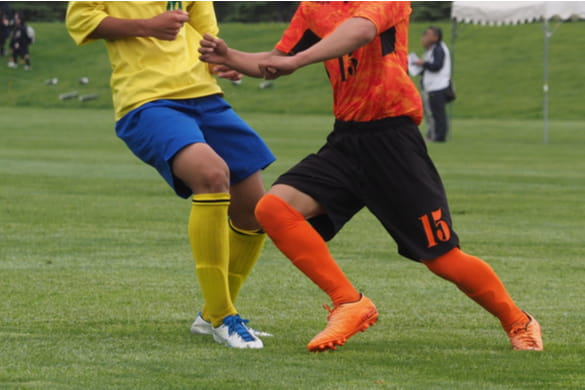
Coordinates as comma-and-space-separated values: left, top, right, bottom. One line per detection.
66, 1, 275, 349
200, 1, 543, 352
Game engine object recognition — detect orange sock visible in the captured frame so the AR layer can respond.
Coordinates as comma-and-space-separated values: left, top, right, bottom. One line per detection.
255, 194, 360, 306
422, 248, 527, 332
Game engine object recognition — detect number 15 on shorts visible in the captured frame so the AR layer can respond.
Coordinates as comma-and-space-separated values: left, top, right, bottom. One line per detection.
419, 208, 452, 248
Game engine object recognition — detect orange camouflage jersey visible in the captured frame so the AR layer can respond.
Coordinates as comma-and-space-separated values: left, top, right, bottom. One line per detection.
276, 1, 423, 124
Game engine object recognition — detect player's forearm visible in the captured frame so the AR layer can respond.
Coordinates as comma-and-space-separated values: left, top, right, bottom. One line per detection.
293, 17, 376, 68
89, 16, 149, 40
223, 49, 277, 78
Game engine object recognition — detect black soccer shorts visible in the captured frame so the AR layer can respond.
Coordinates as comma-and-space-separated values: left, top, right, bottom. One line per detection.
274, 116, 460, 261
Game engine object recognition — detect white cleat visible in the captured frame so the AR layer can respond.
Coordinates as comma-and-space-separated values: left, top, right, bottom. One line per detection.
212, 314, 263, 349
191, 312, 273, 337
190, 312, 213, 335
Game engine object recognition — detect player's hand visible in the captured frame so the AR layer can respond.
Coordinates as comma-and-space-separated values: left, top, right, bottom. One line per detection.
212, 65, 242, 81
144, 10, 189, 41
258, 55, 300, 80
199, 33, 229, 65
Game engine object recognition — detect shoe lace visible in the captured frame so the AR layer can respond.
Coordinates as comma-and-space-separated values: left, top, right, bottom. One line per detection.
224, 314, 255, 342
509, 323, 528, 336
323, 304, 339, 320
509, 323, 539, 347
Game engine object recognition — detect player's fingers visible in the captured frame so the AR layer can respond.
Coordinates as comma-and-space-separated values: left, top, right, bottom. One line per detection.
213, 65, 237, 75
260, 66, 277, 76
213, 64, 229, 72
222, 71, 242, 81
201, 33, 221, 46
162, 32, 176, 41
199, 39, 216, 48
258, 64, 268, 76
198, 46, 214, 54
216, 71, 235, 80
172, 10, 190, 23
259, 66, 277, 80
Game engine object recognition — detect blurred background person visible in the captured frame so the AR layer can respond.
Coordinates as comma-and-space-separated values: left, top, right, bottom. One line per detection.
8, 12, 33, 70
0, 3, 14, 57
414, 26, 452, 143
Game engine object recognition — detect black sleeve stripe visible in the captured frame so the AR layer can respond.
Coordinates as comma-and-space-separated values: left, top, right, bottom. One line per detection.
289, 29, 321, 56
380, 26, 396, 57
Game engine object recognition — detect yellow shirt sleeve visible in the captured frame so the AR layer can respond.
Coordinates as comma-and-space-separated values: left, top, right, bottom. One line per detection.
66, 2, 109, 46
187, 1, 219, 37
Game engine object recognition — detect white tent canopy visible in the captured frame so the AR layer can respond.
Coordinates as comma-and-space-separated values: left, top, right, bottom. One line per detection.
451, 1, 585, 143
452, 1, 585, 26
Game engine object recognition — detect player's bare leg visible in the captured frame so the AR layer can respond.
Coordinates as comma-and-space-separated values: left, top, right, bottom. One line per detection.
229, 171, 265, 229
256, 184, 378, 351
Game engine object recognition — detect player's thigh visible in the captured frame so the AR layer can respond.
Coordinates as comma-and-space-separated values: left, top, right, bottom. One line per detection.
268, 184, 326, 220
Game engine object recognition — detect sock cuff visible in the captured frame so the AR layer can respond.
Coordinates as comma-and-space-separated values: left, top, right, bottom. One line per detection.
256, 193, 305, 221
192, 193, 230, 205
228, 218, 264, 236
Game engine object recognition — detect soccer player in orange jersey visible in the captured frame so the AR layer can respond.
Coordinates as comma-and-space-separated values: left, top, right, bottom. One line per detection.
199, 1, 543, 352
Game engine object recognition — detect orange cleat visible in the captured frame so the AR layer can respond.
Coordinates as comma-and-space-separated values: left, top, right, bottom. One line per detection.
507, 312, 543, 351
308, 294, 378, 352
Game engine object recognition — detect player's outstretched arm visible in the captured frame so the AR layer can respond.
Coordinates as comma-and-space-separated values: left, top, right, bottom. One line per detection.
89, 10, 190, 41
259, 17, 377, 80
199, 33, 284, 78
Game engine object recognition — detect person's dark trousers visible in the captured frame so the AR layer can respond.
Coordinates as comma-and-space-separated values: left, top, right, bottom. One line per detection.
0, 34, 6, 56
428, 88, 448, 142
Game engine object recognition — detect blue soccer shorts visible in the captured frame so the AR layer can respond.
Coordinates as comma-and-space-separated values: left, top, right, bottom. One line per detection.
115, 95, 275, 198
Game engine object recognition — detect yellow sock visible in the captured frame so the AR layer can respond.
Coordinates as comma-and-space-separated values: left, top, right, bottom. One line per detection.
189, 193, 236, 327
228, 219, 266, 303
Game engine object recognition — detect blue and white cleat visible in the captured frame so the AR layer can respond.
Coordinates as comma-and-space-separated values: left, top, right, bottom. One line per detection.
190, 312, 273, 337
212, 314, 263, 349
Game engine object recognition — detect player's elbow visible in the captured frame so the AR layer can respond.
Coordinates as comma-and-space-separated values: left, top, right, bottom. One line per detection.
353, 18, 377, 45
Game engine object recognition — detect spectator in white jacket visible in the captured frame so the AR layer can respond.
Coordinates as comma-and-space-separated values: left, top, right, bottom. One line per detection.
414, 26, 452, 142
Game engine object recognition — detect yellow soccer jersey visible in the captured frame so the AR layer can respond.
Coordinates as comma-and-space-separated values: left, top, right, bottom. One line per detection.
66, 1, 222, 120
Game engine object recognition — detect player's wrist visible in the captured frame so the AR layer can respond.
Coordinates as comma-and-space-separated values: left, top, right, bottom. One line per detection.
293, 51, 312, 69
136, 18, 151, 38
222, 48, 239, 68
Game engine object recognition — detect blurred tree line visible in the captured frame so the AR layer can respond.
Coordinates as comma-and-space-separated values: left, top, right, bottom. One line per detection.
5, 2, 67, 22
7, 1, 452, 23
215, 2, 453, 23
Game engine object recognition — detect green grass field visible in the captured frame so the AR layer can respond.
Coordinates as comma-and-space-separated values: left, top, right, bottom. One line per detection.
1, 106, 585, 389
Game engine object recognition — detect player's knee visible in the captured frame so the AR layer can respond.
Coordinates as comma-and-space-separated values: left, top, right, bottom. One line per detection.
181, 163, 229, 194
198, 165, 230, 193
